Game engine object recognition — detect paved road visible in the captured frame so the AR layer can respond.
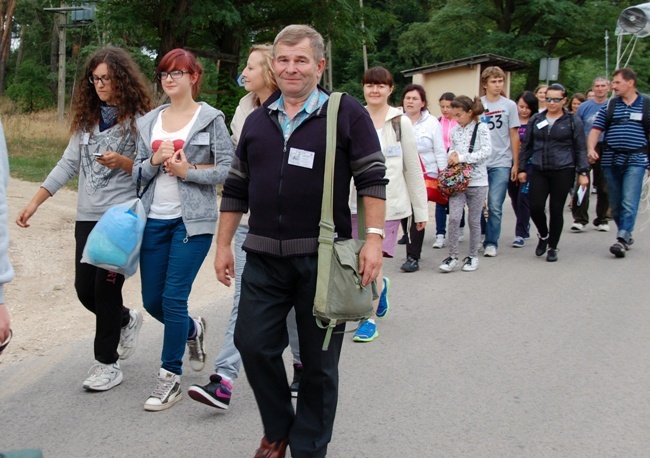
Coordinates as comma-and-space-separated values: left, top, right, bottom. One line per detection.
2, 204, 650, 457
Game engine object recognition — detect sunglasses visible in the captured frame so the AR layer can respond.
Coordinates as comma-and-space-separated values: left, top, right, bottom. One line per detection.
546, 97, 564, 103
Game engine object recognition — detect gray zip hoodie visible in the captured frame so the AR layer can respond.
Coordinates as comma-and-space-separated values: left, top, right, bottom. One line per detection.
133, 102, 233, 236
41, 120, 140, 220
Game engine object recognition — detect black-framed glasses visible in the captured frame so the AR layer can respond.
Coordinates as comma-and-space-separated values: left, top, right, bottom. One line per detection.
546, 97, 564, 103
89, 75, 111, 85
157, 70, 187, 81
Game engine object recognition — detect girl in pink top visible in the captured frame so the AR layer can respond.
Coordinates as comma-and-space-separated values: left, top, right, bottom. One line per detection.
432, 92, 463, 249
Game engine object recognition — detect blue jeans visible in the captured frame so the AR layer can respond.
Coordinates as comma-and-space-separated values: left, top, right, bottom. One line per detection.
602, 165, 646, 244
484, 167, 511, 248
140, 217, 212, 375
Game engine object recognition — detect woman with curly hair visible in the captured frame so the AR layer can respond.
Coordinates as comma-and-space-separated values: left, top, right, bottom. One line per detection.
16, 46, 153, 391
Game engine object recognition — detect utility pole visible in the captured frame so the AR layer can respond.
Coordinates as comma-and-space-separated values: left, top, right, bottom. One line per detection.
605, 29, 609, 75
56, 8, 66, 123
360, 0, 368, 72
325, 39, 333, 91
45, 4, 95, 123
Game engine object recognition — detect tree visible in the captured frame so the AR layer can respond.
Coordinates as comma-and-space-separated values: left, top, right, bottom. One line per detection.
0, 0, 16, 94
397, 0, 647, 94
5, 59, 54, 111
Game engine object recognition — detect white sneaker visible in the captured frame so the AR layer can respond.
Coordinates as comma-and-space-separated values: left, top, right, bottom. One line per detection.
570, 222, 585, 232
483, 245, 497, 257
144, 368, 182, 411
596, 223, 610, 232
83, 361, 123, 391
118, 309, 143, 360
458, 227, 465, 242
461, 256, 479, 272
439, 256, 458, 273
187, 316, 207, 371
432, 234, 446, 249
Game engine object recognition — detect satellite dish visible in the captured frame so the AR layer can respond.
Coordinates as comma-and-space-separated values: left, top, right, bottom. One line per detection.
617, 2, 650, 37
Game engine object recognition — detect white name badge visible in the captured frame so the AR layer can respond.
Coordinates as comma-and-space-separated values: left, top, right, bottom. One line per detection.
630, 112, 643, 121
190, 132, 210, 145
536, 119, 549, 129
288, 147, 315, 169
81, 133, 90, 145
385, 145, 402, 157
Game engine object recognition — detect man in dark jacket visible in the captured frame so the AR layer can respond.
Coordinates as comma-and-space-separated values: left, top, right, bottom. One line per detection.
215, 25, 387, 458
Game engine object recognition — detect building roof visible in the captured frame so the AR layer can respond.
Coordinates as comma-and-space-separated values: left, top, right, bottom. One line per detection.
402, 53, 528, 77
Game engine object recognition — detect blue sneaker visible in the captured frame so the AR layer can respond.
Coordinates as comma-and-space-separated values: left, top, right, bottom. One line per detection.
376, 277, 390, 318
353, 320, 378, 342
512, 236, 525, 248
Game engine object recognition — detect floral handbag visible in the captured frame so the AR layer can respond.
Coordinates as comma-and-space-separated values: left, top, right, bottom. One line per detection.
438, 123, 479, 197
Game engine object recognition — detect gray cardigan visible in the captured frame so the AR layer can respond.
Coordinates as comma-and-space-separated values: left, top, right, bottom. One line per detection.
133, 102, 233, 236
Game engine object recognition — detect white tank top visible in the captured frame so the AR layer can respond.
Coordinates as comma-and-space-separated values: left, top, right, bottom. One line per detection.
148, 106, 202, 219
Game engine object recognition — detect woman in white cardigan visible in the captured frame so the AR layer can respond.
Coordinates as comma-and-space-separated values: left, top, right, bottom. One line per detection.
399, 84, 447, 272
351, 66, 427, 343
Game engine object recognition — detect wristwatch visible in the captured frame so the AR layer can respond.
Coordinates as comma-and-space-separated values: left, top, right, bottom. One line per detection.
579, 171, 588, 176
365, 227, 385, 238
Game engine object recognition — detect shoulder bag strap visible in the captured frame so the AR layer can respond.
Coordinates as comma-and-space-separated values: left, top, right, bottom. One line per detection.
319, 92, 344, 244
468, 122, 480, 154
315, 92, 343, 316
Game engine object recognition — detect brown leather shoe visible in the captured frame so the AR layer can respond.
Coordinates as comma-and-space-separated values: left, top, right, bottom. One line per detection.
254, 436, 288, 458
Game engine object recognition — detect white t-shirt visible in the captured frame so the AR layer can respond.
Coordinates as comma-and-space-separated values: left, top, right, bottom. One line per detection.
480, 96, 520, 168
149, 106, 202, 219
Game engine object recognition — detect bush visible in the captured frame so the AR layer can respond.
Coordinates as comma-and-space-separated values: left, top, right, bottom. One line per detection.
5, 60, 56, 112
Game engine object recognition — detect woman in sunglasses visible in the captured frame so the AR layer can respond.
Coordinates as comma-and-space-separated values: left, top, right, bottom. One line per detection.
16, 47, 153, 389
517, 83, 589, 262
133, 48, 232, 411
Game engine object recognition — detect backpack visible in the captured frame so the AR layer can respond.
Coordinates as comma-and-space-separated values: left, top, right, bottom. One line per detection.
604, 94, 650, 135
391, 116, 401, 142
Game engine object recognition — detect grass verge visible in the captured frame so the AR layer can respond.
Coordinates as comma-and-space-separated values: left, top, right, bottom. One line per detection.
4, 110, 77, 190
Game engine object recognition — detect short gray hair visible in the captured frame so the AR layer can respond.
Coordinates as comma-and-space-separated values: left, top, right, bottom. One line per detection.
273, 25, 325, 62
593, 76, 609, 85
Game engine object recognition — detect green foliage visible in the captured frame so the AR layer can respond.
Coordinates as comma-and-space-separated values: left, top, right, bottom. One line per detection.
395, 0, 649, 95
5, 60, 55, 112
6, 132, 76, 189
8, 0, 650, 122
196, 58, 247, 125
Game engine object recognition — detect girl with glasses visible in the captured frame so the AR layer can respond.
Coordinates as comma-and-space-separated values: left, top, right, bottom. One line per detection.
16, 46, 153, 391
132, 48, 233, 411
518, 83, 589, 262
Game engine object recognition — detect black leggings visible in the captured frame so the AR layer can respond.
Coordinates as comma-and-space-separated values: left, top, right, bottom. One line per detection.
528, 169, 575, 250
75, 221, 130, 364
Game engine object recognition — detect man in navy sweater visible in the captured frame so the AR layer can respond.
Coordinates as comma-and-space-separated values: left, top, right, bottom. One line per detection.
215, 25, 387, 458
